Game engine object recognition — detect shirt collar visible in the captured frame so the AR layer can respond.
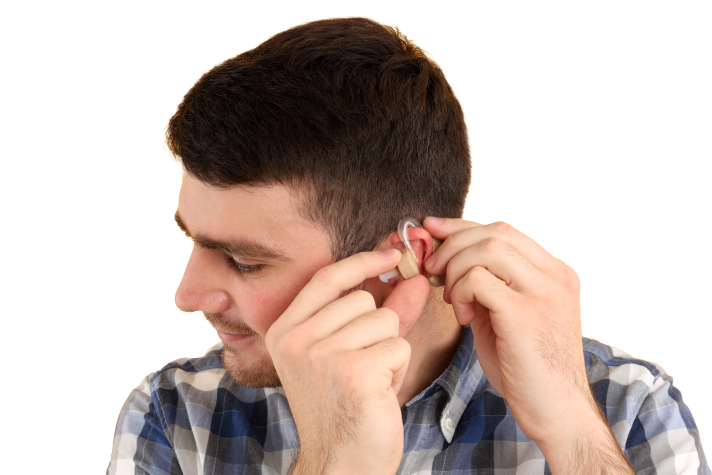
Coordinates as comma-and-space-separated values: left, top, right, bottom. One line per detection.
404, 325, 488, 443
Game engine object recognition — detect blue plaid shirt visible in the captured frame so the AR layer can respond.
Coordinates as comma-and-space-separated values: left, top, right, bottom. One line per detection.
108, 326, 709, 474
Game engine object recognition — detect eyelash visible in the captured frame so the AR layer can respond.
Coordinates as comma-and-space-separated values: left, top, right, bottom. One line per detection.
225, 255, 264, 276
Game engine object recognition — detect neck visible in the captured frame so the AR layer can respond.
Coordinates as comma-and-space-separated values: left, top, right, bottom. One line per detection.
397, 287, 463, 407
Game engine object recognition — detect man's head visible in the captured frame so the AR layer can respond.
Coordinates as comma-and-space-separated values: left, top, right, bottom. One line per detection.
170, 18, 470, 387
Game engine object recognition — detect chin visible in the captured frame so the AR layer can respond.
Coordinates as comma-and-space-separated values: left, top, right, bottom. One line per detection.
221, 343, 282, 388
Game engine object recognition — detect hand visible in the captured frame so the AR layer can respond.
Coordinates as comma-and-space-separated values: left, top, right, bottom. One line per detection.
265, 250, 430, 475
423, 219, 609, 456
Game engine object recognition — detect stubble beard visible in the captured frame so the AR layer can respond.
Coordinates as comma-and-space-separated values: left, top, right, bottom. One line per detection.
221, 335, 282, 389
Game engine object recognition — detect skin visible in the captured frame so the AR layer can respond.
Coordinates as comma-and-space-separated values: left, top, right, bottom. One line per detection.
175, 172, 462, 408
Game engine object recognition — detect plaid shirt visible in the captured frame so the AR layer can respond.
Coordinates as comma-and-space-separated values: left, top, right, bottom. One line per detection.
108, 326, 710, 474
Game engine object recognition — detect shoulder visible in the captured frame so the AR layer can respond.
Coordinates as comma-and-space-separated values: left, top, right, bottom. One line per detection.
582, 337, 709, 474
582, 336, 681, 425
583, 337, 664, 381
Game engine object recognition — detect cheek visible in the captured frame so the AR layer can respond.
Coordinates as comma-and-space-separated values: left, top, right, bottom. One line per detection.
239, 261, 328, 338
239, 265, 324, 336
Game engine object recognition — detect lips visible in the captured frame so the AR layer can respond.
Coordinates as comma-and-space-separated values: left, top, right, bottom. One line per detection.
215, 328, 252, 336
217, 330, 255, 345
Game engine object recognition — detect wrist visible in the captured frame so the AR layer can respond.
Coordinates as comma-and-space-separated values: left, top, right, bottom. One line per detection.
538, 414, 609, 466
534, 402, 634, 475
534, 400, 604, 457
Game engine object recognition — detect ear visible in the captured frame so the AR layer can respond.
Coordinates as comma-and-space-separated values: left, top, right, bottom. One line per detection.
381, 226, 435, 276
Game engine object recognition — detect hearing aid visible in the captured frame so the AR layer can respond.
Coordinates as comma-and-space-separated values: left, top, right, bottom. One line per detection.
379, 217, 446, 287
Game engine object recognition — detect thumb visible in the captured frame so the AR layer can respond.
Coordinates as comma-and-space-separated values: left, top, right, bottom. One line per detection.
382, 275, 431, 338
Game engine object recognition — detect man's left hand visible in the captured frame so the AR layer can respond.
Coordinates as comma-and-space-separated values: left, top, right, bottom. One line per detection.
423, 218, 634, 474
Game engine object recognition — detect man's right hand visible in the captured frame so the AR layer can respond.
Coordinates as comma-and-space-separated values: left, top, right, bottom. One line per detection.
265, 249, 430, 475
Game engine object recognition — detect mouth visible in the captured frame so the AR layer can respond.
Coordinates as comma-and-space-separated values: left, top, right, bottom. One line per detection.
215, 328, 252, 336
215, 330, 255, 343
215, 327, 254, 336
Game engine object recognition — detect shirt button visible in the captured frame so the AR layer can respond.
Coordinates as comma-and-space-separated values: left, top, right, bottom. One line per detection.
444, 417, 454, 431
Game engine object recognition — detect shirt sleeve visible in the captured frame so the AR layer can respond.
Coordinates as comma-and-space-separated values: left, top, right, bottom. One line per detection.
107, 376, 182, 475
624, 370, 710, 475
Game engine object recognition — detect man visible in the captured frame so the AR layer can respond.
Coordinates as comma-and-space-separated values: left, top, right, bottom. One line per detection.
108, 17, 709, 474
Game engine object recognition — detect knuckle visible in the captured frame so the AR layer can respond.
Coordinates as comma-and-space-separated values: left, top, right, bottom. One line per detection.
467, 265, 488, 283
491, 221, 514, 236
553, 258, 576, 280
339, 287, 376, 314
312, 266, 335, 286
276, 332, 302, 362
377, 307, 400, 332
377, 306, 398, 320
560, 264, 580, 291
391, 337, 412, 358
308, 340, 332, 365
444, 232, 459, 251
446, 232, 457, 247
351, 289, 376, 308
481, 236, 504, 254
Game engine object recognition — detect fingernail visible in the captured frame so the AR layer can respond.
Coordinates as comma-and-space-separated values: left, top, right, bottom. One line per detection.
426, 216, 444, 225
380, 249, 400, 259
425, 253, 437, 269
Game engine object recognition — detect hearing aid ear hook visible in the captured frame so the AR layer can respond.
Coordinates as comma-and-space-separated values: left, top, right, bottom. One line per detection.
379, 217, 446, 287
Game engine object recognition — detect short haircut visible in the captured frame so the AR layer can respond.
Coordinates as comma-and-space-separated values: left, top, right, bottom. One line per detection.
167, 17, 471, 261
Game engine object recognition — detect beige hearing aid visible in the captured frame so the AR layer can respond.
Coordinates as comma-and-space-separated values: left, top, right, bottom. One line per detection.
379, 217, 446, 287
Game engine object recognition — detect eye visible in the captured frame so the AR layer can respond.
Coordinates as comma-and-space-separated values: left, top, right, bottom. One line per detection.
225, 255, 264, 276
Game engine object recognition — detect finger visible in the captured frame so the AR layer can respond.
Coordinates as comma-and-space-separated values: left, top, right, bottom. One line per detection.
424, 220, 554, 276
442, 237, 542, 303
318, 308, 399, 353
281, 250, 401, 328
297, 290, 377, 344
450, 265, 522, 325
382, 274, 431, 337
423, 216, 487, 244
359, 337, 411, 396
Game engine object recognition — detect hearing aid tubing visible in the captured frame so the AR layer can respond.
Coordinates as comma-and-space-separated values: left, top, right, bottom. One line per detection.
379, 217, 446, 287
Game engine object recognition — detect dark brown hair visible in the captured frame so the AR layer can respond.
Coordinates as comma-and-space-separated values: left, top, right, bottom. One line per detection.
167, 17, 471, 261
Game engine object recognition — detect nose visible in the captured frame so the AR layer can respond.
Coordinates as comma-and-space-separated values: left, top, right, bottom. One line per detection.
175, 246, 231, 314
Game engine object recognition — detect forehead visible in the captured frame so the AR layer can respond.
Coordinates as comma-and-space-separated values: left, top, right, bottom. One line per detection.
178, 174, 330, 256
179, 173, 295, 230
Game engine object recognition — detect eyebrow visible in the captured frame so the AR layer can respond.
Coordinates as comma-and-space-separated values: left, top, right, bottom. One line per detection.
174, 210, 290, 262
